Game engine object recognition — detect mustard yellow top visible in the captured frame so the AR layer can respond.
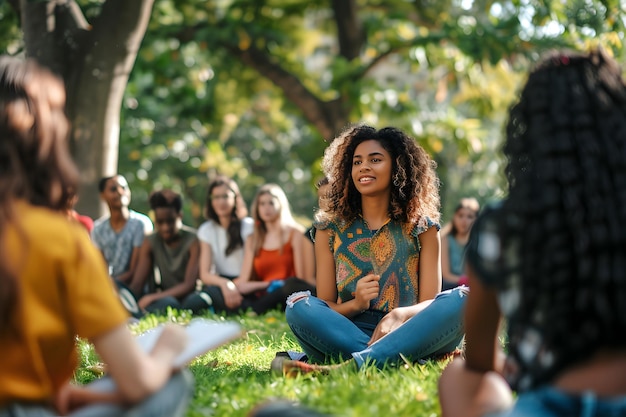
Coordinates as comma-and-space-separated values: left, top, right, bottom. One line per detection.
0, 201, 128, 406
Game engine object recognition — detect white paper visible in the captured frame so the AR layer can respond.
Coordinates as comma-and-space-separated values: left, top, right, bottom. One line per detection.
86, 319, 242, 392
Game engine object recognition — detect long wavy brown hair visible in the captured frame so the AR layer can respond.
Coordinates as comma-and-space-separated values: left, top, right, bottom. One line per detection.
250, 183, 303, 256
0, 57, 78, 333
318, 125, 440, 225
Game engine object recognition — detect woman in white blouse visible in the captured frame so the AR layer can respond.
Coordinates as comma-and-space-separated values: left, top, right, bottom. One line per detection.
182, 176, 253, 313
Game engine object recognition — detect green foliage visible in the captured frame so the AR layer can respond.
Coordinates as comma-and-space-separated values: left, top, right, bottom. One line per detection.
1, 0, 623, 223
0, 4, 621, 413
74, 310, 452, 417
0, 2, 22, 55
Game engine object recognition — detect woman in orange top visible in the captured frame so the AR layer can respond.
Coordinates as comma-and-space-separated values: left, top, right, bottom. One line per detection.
233, 183, 315, 315
0, 56, 192, 416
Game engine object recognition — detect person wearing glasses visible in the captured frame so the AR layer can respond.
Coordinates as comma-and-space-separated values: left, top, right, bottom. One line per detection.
182, 176, 254, 314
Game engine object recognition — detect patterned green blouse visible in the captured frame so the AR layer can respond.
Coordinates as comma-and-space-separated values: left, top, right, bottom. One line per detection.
315, 216, 439, 313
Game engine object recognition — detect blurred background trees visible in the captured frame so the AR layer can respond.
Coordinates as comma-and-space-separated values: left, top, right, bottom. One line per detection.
1, 0, 623, 225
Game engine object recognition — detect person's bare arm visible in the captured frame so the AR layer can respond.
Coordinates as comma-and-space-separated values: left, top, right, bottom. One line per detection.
302, 233, 316, 284
128, 240, 153, 295
198, 240, 242, 308
233, 236, 269, 294
418, 226, 442, 302
292, 229, 315, 285
463, 263, 503, 373
198, 240, 218, 285
90, 324, 187, 404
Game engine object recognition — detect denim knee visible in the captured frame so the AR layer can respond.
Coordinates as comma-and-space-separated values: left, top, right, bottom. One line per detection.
285, 291, 314, 324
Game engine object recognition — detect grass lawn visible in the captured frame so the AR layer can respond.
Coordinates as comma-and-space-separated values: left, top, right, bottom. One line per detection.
75, 309, 449, 417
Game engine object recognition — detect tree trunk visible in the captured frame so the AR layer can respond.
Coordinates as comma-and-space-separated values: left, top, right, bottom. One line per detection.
18, 0, 155, 218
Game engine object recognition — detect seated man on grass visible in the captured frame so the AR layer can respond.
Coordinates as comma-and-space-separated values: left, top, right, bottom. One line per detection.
130, 189, 200, 314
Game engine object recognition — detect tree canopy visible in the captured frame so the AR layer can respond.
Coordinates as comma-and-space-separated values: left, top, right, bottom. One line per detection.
1, 0, 623, 223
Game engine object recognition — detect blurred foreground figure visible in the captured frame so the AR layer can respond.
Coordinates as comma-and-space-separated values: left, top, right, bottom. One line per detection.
0, 56, 193, 417
439, 48, 626, 417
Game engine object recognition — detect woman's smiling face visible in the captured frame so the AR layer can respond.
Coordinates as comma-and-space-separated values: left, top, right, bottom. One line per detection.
351, 139, 392, 196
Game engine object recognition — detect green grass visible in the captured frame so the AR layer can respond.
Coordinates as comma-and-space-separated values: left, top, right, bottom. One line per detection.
75, 309, 448, 417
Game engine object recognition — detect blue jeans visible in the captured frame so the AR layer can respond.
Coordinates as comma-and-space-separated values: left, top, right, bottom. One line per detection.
0, 370, 194, 417
486, 386, 626, 417
285, 287, 467, 367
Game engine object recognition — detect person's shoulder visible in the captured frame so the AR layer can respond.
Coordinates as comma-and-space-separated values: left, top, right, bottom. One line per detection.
92, 215, 111, 230
74, 212, 94, 232
313, 215, 342, 231
288, 221, 305, 234
130, 209, 153, 231
13, 201, 92, 254
409, 216, 440, 237
198, 219, 222, 243
197, 219, 216, 233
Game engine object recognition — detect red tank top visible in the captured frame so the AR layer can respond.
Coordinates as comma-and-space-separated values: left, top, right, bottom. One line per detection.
253, 235, 296, 282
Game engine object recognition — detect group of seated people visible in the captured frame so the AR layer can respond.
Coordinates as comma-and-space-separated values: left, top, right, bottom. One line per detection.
3, 47, 626, 417
88, 173, 319, 318
88, 170, 476, 321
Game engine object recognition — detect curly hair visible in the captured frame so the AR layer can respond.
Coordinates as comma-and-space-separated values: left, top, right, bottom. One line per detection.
204, 175, 248, 256
318, 124, 440, 225
0, 57, 78, 332
149, 189, 183, 212
500, 49, 626, 372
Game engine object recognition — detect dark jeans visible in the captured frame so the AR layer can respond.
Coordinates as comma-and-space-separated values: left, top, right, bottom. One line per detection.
183, 277, 316, 315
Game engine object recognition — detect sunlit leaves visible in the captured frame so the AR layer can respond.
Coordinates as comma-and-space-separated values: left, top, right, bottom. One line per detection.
30, 0, 620, 224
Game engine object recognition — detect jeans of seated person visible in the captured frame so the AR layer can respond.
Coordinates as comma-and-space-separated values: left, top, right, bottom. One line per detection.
144, 295, 182, 314
285, 287, 468, 366
484, 386, 626, 417
0, 370, 194, 417
184, 277, 316, 316
182, 285, 229, 314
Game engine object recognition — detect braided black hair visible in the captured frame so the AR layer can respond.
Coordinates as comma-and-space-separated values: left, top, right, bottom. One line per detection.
500, 48, 626, 379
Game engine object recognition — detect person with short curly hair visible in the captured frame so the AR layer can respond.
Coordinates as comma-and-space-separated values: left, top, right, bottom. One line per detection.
278, 125, 468, 374
129, 189, 199, 314
439, 48, 626, 417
